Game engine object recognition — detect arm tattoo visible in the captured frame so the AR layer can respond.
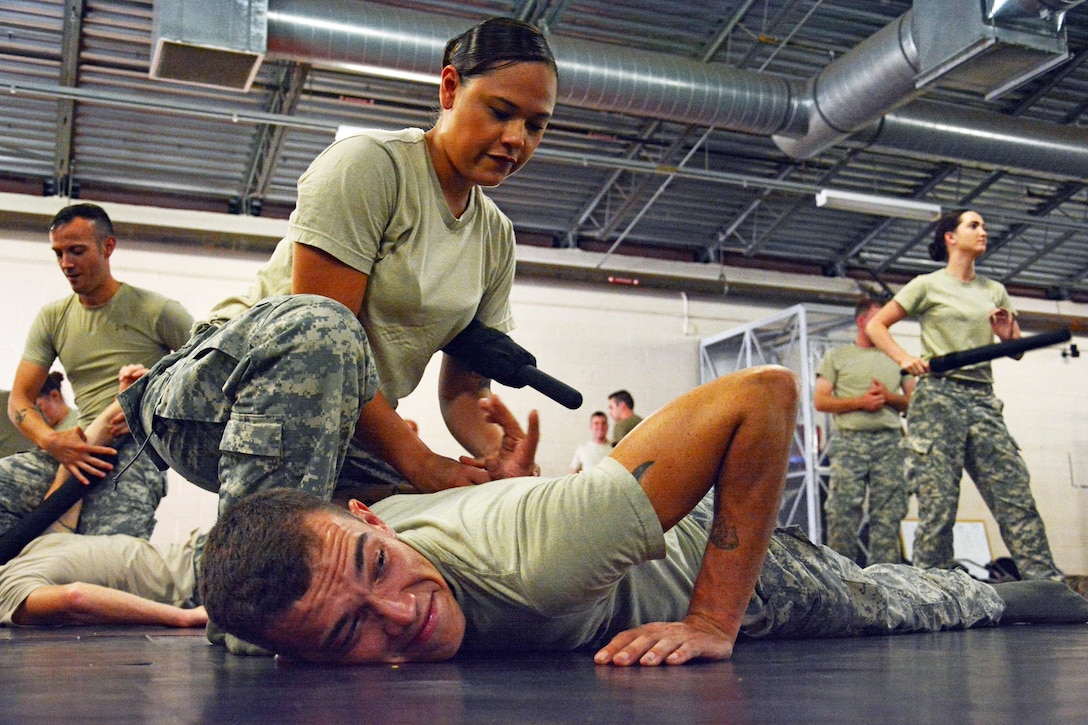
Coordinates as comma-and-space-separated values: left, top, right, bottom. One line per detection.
631, 461, 654, 482
13, 408, 30, 426
709, 518, 740, 551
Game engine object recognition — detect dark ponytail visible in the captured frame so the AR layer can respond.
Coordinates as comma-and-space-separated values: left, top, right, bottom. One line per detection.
929, 209, 969, 262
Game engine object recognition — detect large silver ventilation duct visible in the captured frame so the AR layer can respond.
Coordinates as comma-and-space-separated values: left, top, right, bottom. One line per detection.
265, 0, 800, 137
150, 0, 267, 91
775, 0, 1083, 158
153, 0, 1088, 182
990, 0, 1086, 23
771, 13, 921, 159
861, 101, 1088, 179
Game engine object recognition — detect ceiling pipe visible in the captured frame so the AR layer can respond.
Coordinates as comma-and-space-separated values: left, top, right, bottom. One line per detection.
209, 0, 1088, 181
858, 100, 1088, 179
771, 12, 923, 160
265, 0, 802, 137
991, 0, 1087, 23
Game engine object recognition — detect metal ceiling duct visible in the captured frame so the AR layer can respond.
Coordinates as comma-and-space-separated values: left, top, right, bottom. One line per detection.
990, 0, 1084, 23
771, 12, 922, 160
859, 100, 1088, 179
151, 0, 1088, 180
914, 0, 1074, 100
264, 0, 800, 137
775, 0, 1083, 158
150, 0, 267, 92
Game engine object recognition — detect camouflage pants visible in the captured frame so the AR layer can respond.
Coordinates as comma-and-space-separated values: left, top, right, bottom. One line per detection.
904, 376, 1060, 580
0, 436, 166, 539
124, 295, 377, 515
742, 526, 1004, 639
824, 429, 908, 565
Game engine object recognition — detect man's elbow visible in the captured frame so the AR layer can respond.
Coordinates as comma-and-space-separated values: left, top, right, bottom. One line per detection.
13, 583, 89, 625
752, 365, 800, 411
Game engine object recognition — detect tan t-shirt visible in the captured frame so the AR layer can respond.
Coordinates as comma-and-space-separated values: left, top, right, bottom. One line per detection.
0, 530, 201, 625
894, 268, 1014, 384
23, 284, 194, 428
817, 345, 906, 432
205, 128, 516, 406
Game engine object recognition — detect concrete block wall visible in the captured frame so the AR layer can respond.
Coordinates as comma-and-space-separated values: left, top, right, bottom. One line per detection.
2, 232, 1084, 573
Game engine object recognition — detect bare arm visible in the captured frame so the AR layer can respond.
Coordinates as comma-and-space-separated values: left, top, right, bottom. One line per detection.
8, 360, 50, 442
438, 354, 502, 458
813, 376, 885, 414
352, 391, 490, 492
8, 360, 115, 484
884, 375, 915, 413
291, 242, 368, 316
596, 366, 798, 666
12, 582, 206, 627
866, 301, 929, 376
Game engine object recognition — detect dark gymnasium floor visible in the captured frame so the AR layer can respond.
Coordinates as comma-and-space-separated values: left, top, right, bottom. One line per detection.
2, 623, 1086, 723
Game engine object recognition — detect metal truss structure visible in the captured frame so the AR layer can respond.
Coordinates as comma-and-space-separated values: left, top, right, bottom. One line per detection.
700, 304, 857, 544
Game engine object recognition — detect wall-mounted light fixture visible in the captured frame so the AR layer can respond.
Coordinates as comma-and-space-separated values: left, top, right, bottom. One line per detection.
815, 189, 942, 222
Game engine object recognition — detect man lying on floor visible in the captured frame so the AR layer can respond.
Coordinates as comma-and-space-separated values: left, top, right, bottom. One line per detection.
199, 366, 1088, 666
0, 529, 205, 628
0, 364, 206, 629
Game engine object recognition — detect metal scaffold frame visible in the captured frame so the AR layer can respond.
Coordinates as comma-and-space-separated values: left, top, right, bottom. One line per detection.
700, 304, 856, 543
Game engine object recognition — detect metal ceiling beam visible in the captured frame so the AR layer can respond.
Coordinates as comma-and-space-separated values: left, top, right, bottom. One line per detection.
740, 148, 861, 257
564, 0, 757, 253
9, 76, 1088, 243
732, 0, 810, 68
875, 169, 1006, 272
1001, 228, 1078, 284
982, 181, 1086, 262
236, 61, 310, 213
710, 164, 795, 256
595, 125, 716, 267
588, 129, 699, 242
4, 79, 337, 132
52, 0, 84, 195
559, 119, 662, 247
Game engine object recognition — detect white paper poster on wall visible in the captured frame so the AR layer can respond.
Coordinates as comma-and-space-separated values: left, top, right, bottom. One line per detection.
900, 519, 992, 580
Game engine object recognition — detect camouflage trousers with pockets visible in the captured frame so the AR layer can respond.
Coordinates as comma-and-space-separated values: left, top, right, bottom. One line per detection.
0, 436, 166, 539
903, 376, 1060, 580
742, 526, 1005, 639
683, 498, 1005, 638
825, 428, 909, 565
123, 294, 378, 516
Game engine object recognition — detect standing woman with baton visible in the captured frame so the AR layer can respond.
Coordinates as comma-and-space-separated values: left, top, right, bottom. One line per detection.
865, 209, 1062, 581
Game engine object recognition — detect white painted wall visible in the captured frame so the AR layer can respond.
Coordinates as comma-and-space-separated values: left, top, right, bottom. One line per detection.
2, 232, 1085, 574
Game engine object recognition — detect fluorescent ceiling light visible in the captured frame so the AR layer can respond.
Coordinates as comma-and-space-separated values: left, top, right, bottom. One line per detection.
815, 189, 941, 222
332, 62, 439, 85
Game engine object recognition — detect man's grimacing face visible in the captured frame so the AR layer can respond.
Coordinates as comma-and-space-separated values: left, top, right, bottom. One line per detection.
261, 502, 466, 664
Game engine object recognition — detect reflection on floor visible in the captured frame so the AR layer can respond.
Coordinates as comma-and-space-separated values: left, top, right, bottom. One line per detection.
2, 623, 1087, 723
